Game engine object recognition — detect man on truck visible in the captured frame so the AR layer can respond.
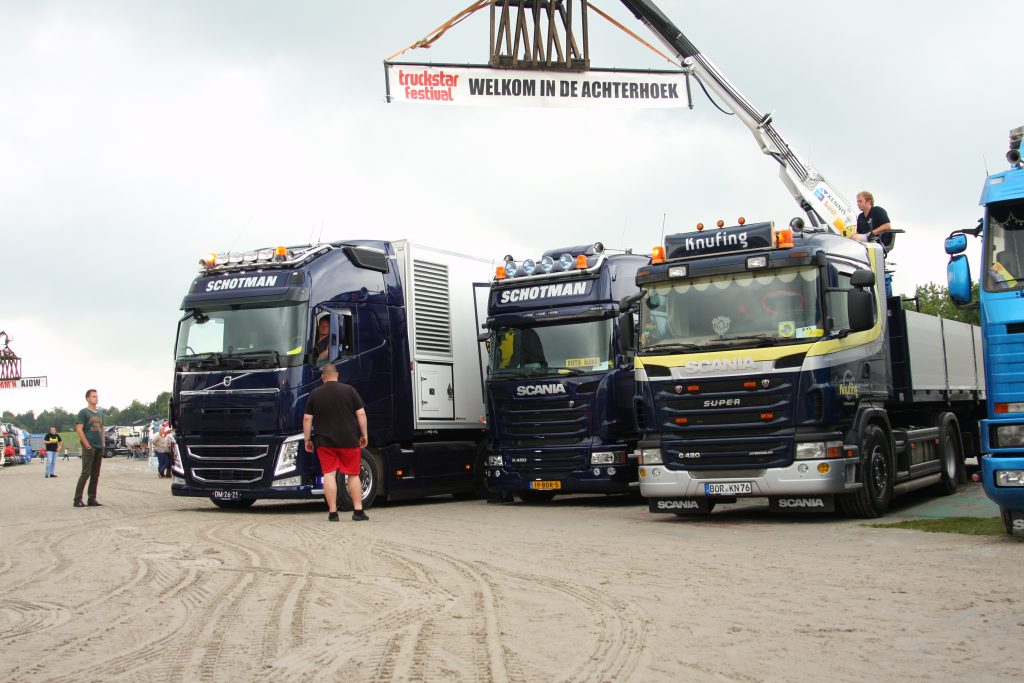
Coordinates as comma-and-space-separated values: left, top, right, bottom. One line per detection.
303, 364, 370, 522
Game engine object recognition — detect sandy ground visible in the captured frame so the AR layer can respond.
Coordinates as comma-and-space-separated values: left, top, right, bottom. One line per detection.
1, 457, 1022, 683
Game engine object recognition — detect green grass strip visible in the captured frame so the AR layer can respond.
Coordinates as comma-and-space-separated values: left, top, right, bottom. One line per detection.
869, 517, 1005, 536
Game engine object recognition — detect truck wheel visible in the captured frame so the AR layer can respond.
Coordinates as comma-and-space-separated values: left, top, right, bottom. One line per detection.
518, 490, 556, 504
337, 448, 380, 511
211, 498, 256, 510
933, 414, 962, 496
839, 424, 894, 519
470, 443, 491, 499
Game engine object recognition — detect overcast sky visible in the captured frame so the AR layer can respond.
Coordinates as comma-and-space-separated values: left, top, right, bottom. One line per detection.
2, 0, 1022, 418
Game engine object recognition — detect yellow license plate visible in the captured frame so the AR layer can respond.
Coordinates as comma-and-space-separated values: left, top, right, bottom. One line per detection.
530, 480, 562, 490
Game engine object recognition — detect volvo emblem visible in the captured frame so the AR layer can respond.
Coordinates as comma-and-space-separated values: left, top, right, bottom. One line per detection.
223, 375, 233, 387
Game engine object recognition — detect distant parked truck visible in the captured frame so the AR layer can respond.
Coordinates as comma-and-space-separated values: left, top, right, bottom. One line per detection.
946, 124, 1024, 537
170, 240, 492, 510
482, 243, 647, 501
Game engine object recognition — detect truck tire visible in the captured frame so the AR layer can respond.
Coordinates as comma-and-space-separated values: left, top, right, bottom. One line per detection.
933, 413, 962, 496
211, 498, 256, 510
337, 448, 380, 512
470, 442, 491, 499
839, 424, 894, 519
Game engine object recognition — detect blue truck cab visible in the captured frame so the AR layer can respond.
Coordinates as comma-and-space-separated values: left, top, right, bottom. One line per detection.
947, 125, 1024, 537
482, 243, 647, 501
171, 240, 493, 510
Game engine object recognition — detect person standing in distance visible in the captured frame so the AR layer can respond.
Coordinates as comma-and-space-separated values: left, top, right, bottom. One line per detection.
853, 191, 892, 243
43, 426, 62, 478
74, 389, 105, 508
303, 364, 369, 522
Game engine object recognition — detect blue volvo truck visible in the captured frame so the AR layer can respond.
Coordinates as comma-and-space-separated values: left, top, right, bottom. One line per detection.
482, 243, 647, 501
170, 240, 492, 509
947, 125, 1024, 537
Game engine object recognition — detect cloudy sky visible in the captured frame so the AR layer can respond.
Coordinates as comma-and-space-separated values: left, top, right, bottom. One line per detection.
2, 0, 1021, 417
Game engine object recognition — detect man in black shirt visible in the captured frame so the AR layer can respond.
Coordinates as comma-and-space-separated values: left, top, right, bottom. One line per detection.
854, 190, 892, 243
303, 364, 369, 521
43, 426, 62, 478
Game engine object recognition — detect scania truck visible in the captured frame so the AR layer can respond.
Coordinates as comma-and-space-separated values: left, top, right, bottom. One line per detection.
629, 221, 984, 517
170, 240, 492, 509
482, 243, 647, 500
946, 125, 1024, 537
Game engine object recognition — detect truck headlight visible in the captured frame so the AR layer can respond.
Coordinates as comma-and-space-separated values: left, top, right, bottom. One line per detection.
486, 455, 503, 467
992, 424, 1024, 448
171, 445, 185, 475
795, 440, 842, 460
275, 435, 303, 475
995, 470, 1024, 487
591, 451, 626, 465
639, 448, 662, 465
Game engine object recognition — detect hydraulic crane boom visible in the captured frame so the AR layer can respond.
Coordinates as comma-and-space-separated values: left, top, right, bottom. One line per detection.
618, 0, 855, 235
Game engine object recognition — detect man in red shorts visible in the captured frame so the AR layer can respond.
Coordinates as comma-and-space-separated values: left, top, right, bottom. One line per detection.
303, 364, 370, 522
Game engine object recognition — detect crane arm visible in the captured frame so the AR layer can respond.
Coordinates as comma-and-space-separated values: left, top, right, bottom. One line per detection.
617, 0, 856, 235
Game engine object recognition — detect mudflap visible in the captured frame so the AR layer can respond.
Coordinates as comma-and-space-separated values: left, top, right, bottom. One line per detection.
1006, 508, 1024, 539
769, 495, 835, 513
649, 498, 714, 514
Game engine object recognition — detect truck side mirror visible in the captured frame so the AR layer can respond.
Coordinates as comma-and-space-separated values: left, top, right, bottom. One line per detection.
619, 293, 642, 313
947, 254, 973, 305
944, 234, 968, 255
847, 289, 874, 332
850, 268, 875, 288
618, 311, 636, 354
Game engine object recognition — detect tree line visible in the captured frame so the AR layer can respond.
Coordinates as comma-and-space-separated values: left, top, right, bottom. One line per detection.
901, 282, 980, 325
2, 391, 171, 433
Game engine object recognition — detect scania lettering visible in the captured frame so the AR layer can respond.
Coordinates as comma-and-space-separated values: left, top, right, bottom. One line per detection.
627, 222, 984, 519
483, 242, 647, 501
946, 125, 1024, 537
171, 240, 492, 510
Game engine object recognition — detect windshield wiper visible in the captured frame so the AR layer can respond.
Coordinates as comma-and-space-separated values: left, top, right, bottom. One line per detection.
709, 334, 780, 348
225, 350, 281, 368
491, 366, 554, 378
547, 366, 586, 375
643, 342, 701, 355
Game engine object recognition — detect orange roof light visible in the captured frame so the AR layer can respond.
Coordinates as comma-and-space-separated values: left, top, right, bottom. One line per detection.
652, 246, 666, 264
738, 217, 746, 225
776, 229, 794, 248
495, 266, 507, 280
200, 252, 216, 268
274, 246, 289, 261
696, 223, 705, 231
576, 254, 589, 269
717, 220, 725, 228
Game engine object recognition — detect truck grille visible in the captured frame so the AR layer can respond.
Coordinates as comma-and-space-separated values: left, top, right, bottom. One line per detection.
191, 468, 263, 484
187, 445, 268, 461
653, 375, 795, 469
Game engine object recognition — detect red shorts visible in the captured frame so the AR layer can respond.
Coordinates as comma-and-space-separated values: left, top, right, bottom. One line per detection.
317, 446, 361, 476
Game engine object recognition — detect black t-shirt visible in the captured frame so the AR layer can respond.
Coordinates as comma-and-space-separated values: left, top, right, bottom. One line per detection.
44, 433, 62, 451
304, 381, 365, 448
856, 205, 890, 235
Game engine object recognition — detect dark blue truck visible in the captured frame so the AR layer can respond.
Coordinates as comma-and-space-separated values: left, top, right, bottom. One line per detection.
170, 240, 493, 509
481, 243, 646, 501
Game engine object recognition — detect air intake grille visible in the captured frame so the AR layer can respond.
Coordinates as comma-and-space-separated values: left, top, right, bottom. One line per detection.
413, 260, 452, 356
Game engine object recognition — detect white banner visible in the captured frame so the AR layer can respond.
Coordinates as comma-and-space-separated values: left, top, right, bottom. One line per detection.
0, 376, 47, 390
385, 64, 688, 109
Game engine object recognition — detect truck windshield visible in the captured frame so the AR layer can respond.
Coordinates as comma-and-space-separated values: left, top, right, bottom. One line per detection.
983, 200, 1024, 292
489, 319, 613, 378
640, 266, 823, 351
175, 303, 307, 367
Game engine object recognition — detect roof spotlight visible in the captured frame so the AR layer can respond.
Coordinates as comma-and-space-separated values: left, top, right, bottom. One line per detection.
522, 258, 536, 275
504, 260, 519, 278
559, 253, 574, 271
540, 255, 555, 273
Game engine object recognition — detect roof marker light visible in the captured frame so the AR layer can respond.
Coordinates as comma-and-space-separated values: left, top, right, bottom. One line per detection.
717, 220, 725, 228
738, 217, 746, 225
696, 223, 704, 231
651, 246, 665, 264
